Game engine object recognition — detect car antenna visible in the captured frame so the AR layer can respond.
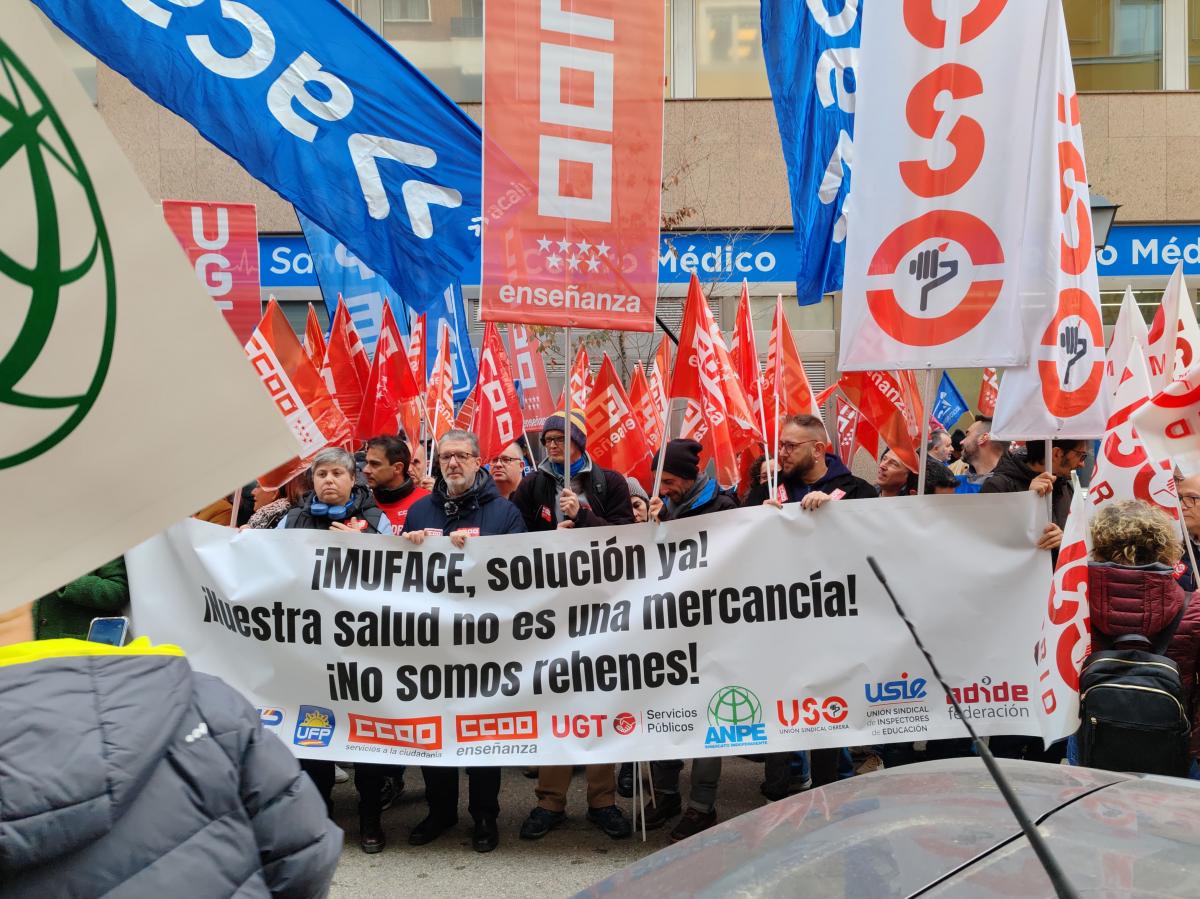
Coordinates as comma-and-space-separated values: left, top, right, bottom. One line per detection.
866, 556, 1081, 899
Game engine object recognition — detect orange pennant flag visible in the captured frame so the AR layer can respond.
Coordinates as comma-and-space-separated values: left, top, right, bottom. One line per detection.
707, 301, 761, 456
245, 299, 352, 489
303, 303, 326, 369
587, 354, 653, 490
356, 303, 421, 443
628, 362, 663, 452
762, 294, 819, 447
556, 343, 593, 412
978, 367, 999, 417
835, 370, 924, 472
454, 385, 477, 432
649, 334, 671, 425
407, 313, 427, 395
475, 323, 526, 464
321, 298, 369, 433
730, 280, 765, 423
426, 324, 455, 442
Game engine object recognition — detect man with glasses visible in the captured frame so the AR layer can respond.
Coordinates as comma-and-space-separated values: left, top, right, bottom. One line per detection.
1172, 472, 1200, 592
400, 429, 525, 853
981, 438, 1089, 552
744, 414, 876, 509
488, 442, 526, 501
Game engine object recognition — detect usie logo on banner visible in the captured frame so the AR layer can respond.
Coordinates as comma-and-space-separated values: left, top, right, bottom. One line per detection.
162, 201, 261, 344
480, 0, 665, 332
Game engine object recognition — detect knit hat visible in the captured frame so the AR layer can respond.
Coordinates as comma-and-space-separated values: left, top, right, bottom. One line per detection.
542, 409, 587, 452
625, 476, 649, 503
653, 438, 703, 481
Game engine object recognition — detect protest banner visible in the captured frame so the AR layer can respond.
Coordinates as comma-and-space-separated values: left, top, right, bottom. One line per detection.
839, 1, 1054, 370
480, 0, 665, 331
0, 7, 297, 614
127, 493, 1058, 765
162, 200, 261, 344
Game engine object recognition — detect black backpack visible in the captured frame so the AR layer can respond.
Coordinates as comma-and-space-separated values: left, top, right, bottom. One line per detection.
1078, 598, 1192, 777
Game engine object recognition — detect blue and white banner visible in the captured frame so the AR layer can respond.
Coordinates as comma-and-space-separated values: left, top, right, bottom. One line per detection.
34, 0, 483, 312
932, 373, 969, 430
760, 0, 860, 305
297, 211, 407, 351
428, 282, 477, 405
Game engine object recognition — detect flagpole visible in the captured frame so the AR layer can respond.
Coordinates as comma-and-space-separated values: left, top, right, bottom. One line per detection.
562, 326, 573, 488
916, 367, 934, 496
650, 397, 674, 502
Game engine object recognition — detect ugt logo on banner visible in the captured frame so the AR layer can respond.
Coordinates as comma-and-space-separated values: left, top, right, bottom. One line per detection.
480, 0, 665, 332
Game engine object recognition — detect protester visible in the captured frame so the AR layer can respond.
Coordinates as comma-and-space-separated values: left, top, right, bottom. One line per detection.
363, 434, 429, 533
627, 476, 650, 523
512, 418, 633, 842
927, 429, 953, 464
402, 430, 525, 852
949, 428, 967, 472
875, 450, 913, 498
744, 415, 875, 508
981, 438, 1088, 549
0, 637, 342, 896
954, 415, 1009, 493
278, 448, 390, 851
649, 438, 739, 522
511, 410, 635, 530
31, 558, 130, 641
410, 439, 435, 491
489, 442, 527, 501
1175, 473, 1200, 592
919, 458, 960, 495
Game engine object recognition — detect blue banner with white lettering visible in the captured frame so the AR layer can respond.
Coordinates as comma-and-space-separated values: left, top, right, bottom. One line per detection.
760, 0, 860, 305
34, 0, 482, 311
428, 282, 477, 405
932, 373, 969, 429
297, 211, 408, 351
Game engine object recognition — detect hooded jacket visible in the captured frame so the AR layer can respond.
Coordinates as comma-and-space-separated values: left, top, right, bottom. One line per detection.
743, 453, 876, 506
1088, 562, 1200, 755
660, 475, 739, 521
511, 455, 634, 531
281, 484, 388, 534
981, 450, 1073, 528
0, 639, 341, 898
404, 470, 527, 536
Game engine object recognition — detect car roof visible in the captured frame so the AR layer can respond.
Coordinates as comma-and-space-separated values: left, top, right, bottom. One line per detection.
575, 759, 1200, 898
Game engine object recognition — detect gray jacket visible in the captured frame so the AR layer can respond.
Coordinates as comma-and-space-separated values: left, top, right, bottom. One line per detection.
0, 643, 342, 897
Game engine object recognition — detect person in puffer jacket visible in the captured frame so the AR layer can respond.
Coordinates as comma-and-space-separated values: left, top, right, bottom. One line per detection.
1085, 500, 1200, 771
0, 638, 342, 898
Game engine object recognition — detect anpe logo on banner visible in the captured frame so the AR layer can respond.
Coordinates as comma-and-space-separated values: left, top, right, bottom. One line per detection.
348, 713, 442, 750
456, 711, 538, 742
293, 705, 336, 747
704, 686, 767, 748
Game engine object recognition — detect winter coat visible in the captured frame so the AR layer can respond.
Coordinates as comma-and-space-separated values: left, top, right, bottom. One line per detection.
1088, 562, 1200, 756
981, 450, 1073, 527
742, 453, 876, 506
281, 485, 388, 534
511, 456, 634, 531
660, 475, 740, 521
33, 557, 129, 641
0, 638, 342, 897
405, 470, 527, 536
372, 480, 430, 534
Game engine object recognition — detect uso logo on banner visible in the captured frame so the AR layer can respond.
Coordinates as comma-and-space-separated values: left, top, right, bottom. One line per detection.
162, 201, 261, 344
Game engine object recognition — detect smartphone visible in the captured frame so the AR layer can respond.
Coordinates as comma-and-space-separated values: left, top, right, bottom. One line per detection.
87, 616, 129, 646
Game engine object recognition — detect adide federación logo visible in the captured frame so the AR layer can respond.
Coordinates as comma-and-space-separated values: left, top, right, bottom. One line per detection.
294, 705, 336, 748
704, 685, 767, 749
0, 37, 116, 468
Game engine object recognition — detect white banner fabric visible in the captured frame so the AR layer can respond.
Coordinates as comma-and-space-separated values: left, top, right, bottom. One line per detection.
839, 1, 1053, 370
129, 495, 1058, 765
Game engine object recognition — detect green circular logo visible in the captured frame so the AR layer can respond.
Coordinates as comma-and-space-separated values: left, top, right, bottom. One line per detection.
0, 37, 116, 468
707, 685, 762, 727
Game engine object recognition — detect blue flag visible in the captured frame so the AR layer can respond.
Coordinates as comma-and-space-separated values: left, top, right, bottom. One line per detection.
35, 0, 482, 311
761, 2, 861, 305
933, 373, 969, 430
297, 211, 408, 352
426, 282, 477, 405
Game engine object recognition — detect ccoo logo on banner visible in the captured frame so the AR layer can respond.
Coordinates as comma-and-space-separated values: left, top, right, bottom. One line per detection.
839, 1, 1056, 371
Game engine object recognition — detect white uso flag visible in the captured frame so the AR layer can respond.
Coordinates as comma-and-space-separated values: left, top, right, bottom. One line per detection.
839, 1, 1053, 370
0, 8, 298, 614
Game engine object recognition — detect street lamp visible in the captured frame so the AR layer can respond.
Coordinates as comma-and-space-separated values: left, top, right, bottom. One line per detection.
1090, 191, 1120, 249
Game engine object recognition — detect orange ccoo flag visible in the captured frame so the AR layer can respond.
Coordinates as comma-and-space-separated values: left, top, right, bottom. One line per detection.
321, 298, 369, 432
730, 280, 766, 424
475, 323, 526, 464
556, 343, 593, 413
835, 370, 924, 472
407, 312, 427, 395
587, 354, 653, 490
303, 303, 326, 369
762, 294, 819, 447
628, 362, 663, 451
356, 303, 421, 443
426, 324, 455, 442
649, 334, 671, 425
707, 299, 762, 456
454, 385, 478, 432
245, 299, 352, 489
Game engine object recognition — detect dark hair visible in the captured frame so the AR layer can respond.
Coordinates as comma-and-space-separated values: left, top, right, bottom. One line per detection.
923, 459, 959, 493
951, 429, 966, 451
927, 429, 950, 451
366, 434, 411, 468
1024, 438, 1086, 465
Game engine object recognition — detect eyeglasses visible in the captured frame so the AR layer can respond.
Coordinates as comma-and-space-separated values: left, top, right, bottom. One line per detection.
542, 436, 566, 447
491, 456, 523, 466
1181, 494, 1200, 511
438, 451, 477, 465
778, 439, 821, 455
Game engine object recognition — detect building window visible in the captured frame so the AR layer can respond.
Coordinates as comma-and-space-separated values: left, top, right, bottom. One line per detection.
1064, 0, 1163, 91
1189, 0, 1200, 87
693, 0, 770, 98
384, 0, 431, 22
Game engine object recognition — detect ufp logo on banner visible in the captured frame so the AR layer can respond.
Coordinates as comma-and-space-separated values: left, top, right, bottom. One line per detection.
839, 2, 1055, 370
480, 0, 665, 332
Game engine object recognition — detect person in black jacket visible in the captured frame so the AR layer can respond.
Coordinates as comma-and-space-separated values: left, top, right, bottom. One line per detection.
401, 429, 525, 853
649, 438, 740, 522
981, 439, 1089, 553
744, 414, 876, 508
511, 409, 635, 531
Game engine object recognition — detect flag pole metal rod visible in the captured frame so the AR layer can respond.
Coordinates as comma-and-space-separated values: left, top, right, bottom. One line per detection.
562, 327, 573, 489
916, 367, 934, 496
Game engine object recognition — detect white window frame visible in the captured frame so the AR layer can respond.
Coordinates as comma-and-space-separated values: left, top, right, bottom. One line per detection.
382, 0, 431, 24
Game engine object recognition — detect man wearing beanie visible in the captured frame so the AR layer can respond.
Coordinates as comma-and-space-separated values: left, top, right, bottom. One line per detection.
510, 409, 633, 843
649, 438, 739, 521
